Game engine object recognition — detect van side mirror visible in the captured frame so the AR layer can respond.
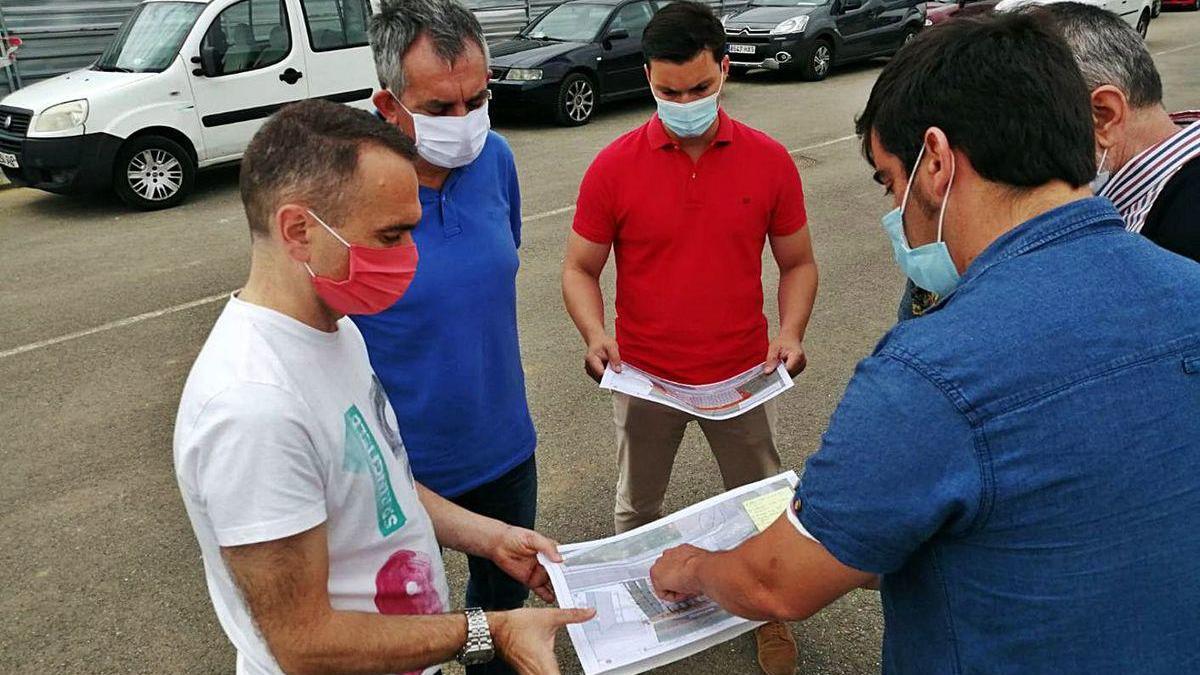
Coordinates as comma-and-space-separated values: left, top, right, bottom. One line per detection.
192, 45, 220, 77
607, 28, 630, 41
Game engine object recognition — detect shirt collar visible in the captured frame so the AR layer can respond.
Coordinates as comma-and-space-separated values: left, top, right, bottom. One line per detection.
647, 108, 734, 150
1170, 110, 1200, 128
959, 197, 1123, 286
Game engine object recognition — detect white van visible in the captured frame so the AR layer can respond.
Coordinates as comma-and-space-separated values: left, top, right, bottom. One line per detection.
0, 0, 379, 210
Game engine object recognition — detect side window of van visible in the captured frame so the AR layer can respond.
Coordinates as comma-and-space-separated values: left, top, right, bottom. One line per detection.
300, 0, 372, 52
201, 0, 291, 76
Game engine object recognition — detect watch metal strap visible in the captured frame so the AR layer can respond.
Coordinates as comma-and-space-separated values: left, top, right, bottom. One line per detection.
458, 607, 493, 665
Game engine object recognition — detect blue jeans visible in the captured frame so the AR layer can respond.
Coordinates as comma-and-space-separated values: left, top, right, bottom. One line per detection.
449, 455, 538, 675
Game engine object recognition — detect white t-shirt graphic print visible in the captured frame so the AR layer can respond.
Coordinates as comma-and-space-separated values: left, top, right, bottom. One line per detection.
174, 296, 449, 675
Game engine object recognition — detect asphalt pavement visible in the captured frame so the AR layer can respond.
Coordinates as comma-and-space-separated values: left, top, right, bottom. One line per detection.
1, 13, 1197, 674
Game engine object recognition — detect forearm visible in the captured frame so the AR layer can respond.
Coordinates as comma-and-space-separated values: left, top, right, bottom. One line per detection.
687, 548, 793, 622
562, 265, 607, 342
417, 483, 503, 558
272, 609, 470, 674
777, 260, 818, 340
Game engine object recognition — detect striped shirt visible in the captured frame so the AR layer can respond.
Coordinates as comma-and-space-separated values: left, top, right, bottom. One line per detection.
1100, 110, 1200, 234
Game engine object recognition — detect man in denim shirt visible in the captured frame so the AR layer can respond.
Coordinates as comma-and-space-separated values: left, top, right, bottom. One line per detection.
650, 15, 1200, 673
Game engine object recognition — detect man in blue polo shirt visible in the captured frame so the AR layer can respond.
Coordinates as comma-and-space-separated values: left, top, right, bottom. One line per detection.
648, 15, 1200, 673
356, 5, 537, 673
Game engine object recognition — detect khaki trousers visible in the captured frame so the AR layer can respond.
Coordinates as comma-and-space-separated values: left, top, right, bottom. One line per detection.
612, 392, 782, 534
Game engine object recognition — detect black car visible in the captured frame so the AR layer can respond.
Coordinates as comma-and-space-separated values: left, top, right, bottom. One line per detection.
722, 0, 925, 81
488, 0, 666, 126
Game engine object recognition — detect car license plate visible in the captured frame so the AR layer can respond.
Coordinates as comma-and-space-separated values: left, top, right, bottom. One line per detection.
0, 151, 17, 169
728, 44, 756, 55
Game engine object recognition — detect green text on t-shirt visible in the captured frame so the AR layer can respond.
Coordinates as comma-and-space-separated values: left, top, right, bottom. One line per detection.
343, 405, 406, 536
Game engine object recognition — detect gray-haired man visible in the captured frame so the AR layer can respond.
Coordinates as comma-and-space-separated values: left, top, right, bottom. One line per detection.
1038, 1, 1199, 262
352, 5, 544, 675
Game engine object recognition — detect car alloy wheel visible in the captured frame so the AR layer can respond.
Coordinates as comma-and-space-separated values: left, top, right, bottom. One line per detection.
127, 148, 184, 202
565, 79, 594, 124
812, 44, 832, 78
903, 30, 918, 45
1136, 10, 1149, 37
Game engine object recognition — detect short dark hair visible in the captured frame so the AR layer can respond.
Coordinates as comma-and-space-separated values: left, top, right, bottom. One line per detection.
239, 99, 416, 237
1033, 1, 1163, 109
643, 1, 725, 65
855, 13, 1095, 189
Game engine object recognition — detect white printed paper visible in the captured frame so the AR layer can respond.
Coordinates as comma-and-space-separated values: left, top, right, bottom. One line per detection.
539, 472, 800, 675
599, 362, 793, 421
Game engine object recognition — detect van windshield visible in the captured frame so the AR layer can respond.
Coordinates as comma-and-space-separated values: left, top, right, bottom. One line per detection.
95, 2, 205, 73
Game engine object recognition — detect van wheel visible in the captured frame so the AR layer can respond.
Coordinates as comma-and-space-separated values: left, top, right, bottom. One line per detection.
555, 73, 596, 126
113, 135, 196, 210
1136, 9, 1150, 37
801, 39, 834, 81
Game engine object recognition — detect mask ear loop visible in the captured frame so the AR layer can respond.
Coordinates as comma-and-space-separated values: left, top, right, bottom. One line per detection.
936, 152, 956, 244
898, 143, 927, 248
1097, 147, 1109, 175
303, 209, 350, 279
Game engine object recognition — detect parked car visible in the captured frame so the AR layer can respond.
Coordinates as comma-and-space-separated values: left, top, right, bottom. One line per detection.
721, 0, 925, 81
0, 0, 378, 210
995, 0, 1154, 36
1161, 0, 1198, 10
925, 0, 1000, 25
488, 0, 666, 126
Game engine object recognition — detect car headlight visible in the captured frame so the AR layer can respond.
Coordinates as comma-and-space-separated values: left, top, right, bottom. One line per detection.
505, 68, 543, 82
721, 13, 730, 26
36, 99, 88, 133
771, 15, 809, 35
924, 17, 933, 25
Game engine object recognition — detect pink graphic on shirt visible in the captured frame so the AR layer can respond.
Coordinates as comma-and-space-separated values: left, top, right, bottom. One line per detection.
376, 550, 445, 675
375, 549, 444, 616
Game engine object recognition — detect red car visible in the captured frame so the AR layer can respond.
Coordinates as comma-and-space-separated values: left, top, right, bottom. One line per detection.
1161, 0, 1199, 10
925, 0, 1001, 24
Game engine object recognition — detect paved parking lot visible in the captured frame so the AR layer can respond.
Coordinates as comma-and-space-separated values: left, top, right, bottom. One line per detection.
1, 13, 1197, 674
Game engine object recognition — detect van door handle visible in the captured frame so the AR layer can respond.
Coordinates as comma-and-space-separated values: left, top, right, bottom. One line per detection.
280, 68, 303, 85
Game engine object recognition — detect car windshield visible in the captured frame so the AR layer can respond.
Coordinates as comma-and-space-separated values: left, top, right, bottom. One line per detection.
748, 0, 826, 6
94, 2, 204, 73
523, 3, 612, 42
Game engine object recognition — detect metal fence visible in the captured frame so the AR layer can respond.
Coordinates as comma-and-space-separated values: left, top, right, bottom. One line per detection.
0, 0, 751, 97
471, 0, 751, 39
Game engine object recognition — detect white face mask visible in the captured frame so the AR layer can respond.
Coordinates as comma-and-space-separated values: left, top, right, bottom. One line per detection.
391, 91, 490, 169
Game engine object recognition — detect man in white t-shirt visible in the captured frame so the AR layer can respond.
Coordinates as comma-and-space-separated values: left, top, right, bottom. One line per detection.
174, 100, 592, 675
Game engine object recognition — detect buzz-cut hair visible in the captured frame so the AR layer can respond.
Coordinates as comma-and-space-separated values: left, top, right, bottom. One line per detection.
239, 99, 416, 237
368, 0, 489, 95
1032, 1, 1163, 109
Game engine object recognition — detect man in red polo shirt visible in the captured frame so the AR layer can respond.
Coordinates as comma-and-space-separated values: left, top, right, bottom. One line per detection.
561, 3, 817, 673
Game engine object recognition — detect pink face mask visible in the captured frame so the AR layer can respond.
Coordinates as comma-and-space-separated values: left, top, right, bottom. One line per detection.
304, 210, 419, 316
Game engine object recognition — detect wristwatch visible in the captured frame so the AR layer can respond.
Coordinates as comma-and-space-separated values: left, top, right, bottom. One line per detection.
456, 607, 495, 666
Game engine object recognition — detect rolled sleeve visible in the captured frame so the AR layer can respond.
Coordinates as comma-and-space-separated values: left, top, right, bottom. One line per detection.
190, 384, 328, 548
794, 353, 982, 574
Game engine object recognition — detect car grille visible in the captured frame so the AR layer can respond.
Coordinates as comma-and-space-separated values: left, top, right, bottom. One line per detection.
0, 106, 32, 137
724, 26, 772, 36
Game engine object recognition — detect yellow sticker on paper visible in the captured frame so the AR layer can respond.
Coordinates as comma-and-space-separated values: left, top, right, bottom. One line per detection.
742, 488, 794, 532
